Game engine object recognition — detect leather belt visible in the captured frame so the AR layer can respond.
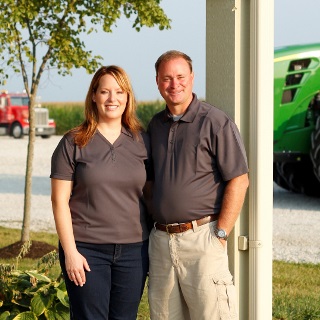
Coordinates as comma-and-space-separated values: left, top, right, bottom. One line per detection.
154, 214, 219, 234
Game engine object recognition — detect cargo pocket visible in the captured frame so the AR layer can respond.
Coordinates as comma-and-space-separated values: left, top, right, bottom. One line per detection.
212, 272, 238, 319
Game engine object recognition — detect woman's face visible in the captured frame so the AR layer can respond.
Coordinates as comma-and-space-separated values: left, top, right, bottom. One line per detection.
93, 74, 128, 123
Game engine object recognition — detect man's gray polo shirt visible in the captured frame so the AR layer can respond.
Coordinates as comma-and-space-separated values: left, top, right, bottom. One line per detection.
148, 94, 249, 224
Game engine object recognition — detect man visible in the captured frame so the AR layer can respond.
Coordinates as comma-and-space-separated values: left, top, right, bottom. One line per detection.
147, 50, 249, 320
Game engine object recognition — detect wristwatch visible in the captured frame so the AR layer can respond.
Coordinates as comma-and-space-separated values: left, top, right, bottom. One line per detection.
214, 228, 228, 240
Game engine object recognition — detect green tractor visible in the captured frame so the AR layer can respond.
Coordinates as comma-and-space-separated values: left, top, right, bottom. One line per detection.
273, 43, 320, 197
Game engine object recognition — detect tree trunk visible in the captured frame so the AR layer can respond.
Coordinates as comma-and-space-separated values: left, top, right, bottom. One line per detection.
21, 97, 36, 242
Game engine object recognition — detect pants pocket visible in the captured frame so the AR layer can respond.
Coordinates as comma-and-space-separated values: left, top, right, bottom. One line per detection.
212, 272, 238, 320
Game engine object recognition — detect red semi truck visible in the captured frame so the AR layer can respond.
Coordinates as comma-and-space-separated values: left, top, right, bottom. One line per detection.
0, 90, 56, 139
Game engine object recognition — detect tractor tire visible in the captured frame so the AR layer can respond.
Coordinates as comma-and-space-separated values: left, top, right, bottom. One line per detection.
276, 162, 301, 194
11, 123, 23, 139
310, 116, 320, 182
273, 162, 290, 191
276, 159, 320, 197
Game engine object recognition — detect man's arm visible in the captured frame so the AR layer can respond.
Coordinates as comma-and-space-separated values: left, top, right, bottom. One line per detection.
143, 181, 154, 216
216, 173, 249, 241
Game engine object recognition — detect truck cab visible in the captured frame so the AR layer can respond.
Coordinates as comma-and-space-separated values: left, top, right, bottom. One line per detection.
0, 90, 56, 139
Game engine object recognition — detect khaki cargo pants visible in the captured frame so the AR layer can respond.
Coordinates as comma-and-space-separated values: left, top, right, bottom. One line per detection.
148, 220, 238, 320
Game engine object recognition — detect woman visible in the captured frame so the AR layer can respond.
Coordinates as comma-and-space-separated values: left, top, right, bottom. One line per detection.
50, 66, 152, 319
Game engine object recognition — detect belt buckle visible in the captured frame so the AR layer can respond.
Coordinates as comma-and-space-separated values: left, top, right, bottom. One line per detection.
166, 222, 179, 234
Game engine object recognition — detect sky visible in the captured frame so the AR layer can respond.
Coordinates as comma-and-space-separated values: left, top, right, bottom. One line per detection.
3, 0, 320, 103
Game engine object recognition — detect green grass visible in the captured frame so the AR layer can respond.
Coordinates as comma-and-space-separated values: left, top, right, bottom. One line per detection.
272, 261, 320, 320
1, 226, 319, 319
0, 226, 58, 248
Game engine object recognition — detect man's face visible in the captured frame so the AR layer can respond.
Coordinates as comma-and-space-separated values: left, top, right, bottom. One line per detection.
156, 57, 194, 113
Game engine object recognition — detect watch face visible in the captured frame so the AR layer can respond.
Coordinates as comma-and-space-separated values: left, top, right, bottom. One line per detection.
215, 228, 227, 239
217, 230, 226, 238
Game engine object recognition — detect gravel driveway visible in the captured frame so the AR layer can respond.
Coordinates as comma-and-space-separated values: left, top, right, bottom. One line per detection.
0, 135, 319, 264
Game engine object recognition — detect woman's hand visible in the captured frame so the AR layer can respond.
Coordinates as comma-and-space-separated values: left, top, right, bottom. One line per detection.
65, 250, 91, 287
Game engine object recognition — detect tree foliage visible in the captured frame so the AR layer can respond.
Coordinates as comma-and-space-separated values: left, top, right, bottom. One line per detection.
0, 0, 171, 241
0, 0, 171, 87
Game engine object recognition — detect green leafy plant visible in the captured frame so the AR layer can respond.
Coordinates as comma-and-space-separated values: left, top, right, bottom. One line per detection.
0, 242, 69, 320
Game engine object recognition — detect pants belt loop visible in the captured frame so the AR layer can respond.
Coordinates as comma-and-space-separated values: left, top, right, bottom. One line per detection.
191, 220, 198, 232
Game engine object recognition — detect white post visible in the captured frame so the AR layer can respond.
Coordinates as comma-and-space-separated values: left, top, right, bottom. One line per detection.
206, 0, 274, 318
249, 0, 274, 319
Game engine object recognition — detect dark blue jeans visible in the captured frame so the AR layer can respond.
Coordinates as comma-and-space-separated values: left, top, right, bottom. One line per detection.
59, 240, 149, 320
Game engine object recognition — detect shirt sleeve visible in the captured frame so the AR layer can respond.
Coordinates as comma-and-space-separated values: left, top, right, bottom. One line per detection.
50, 133, 76, 181
215, 119, 249, 181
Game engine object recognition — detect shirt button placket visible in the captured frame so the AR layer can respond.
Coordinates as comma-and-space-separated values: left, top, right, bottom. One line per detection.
110, 146, 116, 163
168, 122, 177, 153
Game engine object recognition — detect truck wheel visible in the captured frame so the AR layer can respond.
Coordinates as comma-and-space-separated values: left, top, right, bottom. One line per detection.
41, 135, 50, 139
310, 116, 320, 182
277, 160, 320, 197
11, 123, 23, 139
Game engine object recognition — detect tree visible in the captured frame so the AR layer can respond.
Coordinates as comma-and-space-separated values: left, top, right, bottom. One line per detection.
0, 0, 171, 242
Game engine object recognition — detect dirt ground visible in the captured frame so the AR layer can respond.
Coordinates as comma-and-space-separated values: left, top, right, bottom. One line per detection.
0, 240, 57, 259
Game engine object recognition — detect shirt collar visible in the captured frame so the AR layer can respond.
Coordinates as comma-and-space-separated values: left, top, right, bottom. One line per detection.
121, 126, 133, 138
163, 93, 199, 123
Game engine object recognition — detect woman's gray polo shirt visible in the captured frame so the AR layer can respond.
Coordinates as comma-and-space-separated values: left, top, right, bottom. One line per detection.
50, 129, 152, 244
147, 94, 249, 224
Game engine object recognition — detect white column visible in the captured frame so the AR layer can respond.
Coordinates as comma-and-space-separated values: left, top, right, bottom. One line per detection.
206, 0, 274, 318
249, 0, 274, 319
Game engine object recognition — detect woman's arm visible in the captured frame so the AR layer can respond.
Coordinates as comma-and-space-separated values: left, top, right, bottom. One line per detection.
51, 178, 90, 286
